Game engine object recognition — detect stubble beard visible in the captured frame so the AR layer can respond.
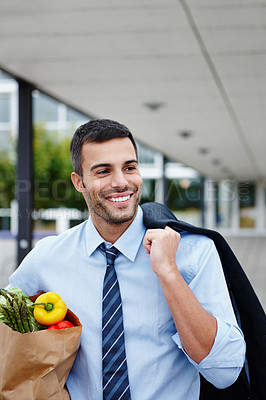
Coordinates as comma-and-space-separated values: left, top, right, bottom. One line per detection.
84, 186, 141, 225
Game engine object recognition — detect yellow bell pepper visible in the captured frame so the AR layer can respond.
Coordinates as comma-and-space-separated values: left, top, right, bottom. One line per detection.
33, 292, 67, 326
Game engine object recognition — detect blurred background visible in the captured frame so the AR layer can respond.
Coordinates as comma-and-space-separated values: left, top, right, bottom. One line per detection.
0, 0, 265, 308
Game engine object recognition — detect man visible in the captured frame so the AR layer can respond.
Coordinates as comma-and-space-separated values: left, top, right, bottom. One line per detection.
7, 119, 245, 399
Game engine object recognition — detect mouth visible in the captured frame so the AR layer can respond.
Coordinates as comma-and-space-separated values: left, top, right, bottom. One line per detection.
105, 193, 133, 204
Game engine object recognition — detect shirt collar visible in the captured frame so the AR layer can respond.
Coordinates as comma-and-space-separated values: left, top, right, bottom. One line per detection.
85, 206, 145, 262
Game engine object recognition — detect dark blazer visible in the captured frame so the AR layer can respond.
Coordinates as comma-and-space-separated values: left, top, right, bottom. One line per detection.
141, 202, 266, 400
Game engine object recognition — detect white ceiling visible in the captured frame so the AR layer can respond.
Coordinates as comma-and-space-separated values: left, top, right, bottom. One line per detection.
0, 0, 265, 179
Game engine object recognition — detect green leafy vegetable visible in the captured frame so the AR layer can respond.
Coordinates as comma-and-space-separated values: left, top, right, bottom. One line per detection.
0, 288, 46, 333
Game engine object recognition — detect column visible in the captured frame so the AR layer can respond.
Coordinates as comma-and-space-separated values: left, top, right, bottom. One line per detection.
203, 178, 216, 229
16, 79, 34, 265
154, 154, 167, 205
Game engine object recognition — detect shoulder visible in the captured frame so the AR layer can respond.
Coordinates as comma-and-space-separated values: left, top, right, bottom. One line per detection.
179, 231, 215, 252
34, 220, 88, 251
179, 233, 217, 267
8, 221, 90, 295
177, 232, 220, 281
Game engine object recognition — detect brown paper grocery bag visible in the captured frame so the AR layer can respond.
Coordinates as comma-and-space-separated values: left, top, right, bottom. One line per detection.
0, 293, 82, 400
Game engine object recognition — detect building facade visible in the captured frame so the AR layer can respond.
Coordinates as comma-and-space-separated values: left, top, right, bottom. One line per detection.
0, 69, 265, 237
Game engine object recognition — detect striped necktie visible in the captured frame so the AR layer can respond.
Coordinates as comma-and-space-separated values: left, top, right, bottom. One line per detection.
100, 243, 131, 400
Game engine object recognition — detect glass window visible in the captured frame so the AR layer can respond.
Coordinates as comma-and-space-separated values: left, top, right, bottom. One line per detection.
66, 107, 88, 122
0, 139, 16, 208
0, 216, 11, 230
167, 178, 201, 210
0, 130, 12, 149
239, 181, 256, 228
33, 92, 58, 122
0, 70, 12, 80
33, 219, 56, 232
166, 178, 202, 225
0, 94, 10, 122
140, 179, 156, 204
265, 182, 266, 228
137, 141, 157, 164
215, 180, 234, 228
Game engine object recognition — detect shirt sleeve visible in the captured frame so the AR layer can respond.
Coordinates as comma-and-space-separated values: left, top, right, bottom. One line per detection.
6, 237, 51, 296
172, 236, 246, 389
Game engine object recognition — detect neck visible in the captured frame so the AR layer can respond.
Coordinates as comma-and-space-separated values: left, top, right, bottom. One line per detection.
91, 214, 135, 244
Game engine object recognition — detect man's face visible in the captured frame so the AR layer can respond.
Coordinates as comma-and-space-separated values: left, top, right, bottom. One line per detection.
72, 137, 142, 229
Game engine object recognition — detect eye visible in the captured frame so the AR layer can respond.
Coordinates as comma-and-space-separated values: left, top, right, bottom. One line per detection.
125, 165, 137, 172
97, 169, 110, 175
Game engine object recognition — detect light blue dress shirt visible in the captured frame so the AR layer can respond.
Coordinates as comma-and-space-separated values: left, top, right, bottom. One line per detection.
7, 206, 245, 399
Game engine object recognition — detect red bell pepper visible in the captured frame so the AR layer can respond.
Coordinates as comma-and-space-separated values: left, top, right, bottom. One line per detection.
47, 320, 74, 330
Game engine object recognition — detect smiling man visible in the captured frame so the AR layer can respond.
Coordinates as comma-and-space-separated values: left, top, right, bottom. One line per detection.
71, 132, 142, 242
7, 119, 245, 400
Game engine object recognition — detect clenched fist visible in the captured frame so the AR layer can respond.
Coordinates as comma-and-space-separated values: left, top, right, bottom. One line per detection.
143, 226, 181, 279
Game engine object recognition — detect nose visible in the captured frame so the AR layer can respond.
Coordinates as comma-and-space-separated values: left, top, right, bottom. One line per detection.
110, 169, 128, 189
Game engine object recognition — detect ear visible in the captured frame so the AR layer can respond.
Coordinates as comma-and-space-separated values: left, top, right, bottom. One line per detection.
71, 172, 85, 193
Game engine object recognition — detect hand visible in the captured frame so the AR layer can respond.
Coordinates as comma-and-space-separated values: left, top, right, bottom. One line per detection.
144, 226, 217, 363
143, 226, 181, 278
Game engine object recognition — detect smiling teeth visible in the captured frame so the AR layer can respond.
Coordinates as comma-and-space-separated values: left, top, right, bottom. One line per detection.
110, 195, 130, 202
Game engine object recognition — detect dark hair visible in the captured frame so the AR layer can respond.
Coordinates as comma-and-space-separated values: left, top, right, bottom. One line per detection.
70, 119, 138, 176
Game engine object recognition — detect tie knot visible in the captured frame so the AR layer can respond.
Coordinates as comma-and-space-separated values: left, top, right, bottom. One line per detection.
100, 243, 119, 267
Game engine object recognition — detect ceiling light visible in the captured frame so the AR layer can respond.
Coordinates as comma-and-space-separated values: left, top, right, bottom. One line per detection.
144, 102, 165, 111
179, 131, 192, 139
198, 147, 209, 155
221, 166, 231, 175
212, 158, 220, 166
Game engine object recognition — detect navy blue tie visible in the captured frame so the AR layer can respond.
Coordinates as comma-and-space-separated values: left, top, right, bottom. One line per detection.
100, 243, 131, 400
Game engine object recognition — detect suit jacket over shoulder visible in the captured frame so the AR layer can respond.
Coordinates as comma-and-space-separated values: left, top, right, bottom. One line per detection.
141, 202, 266, 400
